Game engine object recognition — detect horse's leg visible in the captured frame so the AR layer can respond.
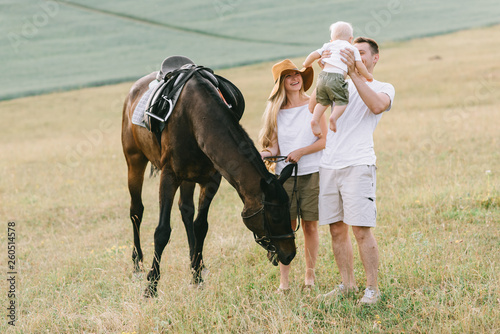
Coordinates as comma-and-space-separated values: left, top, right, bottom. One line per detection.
125, 151, 149, 273
191, 172, 222, 285
178, 181, 196, 264
145, 169, 179, 297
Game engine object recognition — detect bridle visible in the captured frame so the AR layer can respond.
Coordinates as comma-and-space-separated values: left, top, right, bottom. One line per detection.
242, 199, 295, 254
241, 156, 301, 254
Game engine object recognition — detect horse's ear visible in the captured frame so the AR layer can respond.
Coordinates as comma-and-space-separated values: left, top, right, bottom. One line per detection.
278, 164, 296, 185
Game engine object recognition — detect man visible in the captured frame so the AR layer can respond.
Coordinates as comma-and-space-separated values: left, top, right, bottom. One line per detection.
318, 37, 395, 304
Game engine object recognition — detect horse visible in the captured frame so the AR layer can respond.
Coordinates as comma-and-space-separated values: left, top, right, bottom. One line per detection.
121, 63, 297, 297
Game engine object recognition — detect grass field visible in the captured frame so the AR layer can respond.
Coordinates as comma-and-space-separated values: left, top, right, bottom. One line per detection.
1, 25, 500, 333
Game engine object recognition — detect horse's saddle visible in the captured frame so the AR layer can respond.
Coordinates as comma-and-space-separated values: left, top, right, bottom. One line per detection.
142, 56, 244, 146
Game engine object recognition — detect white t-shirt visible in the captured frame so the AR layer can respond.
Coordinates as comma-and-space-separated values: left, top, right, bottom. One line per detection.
276, 104, 322, 176
316, 40, 362, 73
320, 79, 395, 169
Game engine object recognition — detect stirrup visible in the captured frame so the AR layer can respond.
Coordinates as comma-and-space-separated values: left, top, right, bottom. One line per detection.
145, 97, 173, 122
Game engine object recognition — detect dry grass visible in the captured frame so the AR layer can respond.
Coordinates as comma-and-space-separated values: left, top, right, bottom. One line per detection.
1, 25, 499, 333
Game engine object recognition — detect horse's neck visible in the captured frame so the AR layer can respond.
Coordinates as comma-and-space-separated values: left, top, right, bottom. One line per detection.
186, 76, 268, 212
204, 135, 265, 212
222, 161, 264, 213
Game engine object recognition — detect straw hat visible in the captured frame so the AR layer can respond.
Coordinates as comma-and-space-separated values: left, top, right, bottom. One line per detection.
269, 59, 314, 98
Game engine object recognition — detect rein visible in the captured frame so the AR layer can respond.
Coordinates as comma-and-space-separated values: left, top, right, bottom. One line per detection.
264, 156, 301, 234
241, 156, 300, 254
240, 156, 301, 256
242, 202, 294, 255
240, 156, 300, 255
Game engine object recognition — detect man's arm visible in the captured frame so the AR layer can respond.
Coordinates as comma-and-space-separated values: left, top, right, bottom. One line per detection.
341, 49, 390, 115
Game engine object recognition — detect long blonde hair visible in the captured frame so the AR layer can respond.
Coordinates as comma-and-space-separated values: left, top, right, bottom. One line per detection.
259, 73, 308, 169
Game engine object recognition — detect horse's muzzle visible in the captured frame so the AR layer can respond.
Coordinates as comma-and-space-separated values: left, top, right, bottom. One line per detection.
267, 251, 279, 266
267, 249, 295, 266
279, 252, 295, 266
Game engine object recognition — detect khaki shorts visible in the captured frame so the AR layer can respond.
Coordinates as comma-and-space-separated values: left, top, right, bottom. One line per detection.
316, 72, 349, 106
282, 172, 319, 221
318, 165, 377, 227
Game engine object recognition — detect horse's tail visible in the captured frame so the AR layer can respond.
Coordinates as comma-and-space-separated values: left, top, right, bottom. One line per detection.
149, 163, 160, 178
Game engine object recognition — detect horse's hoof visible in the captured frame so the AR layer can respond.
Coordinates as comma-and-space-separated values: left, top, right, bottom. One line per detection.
133, 260, 144, 273
144, 285, 158, 298
189, 281, 205, 290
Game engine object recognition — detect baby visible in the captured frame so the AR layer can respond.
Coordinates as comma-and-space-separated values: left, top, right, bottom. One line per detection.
303, 21, 373, 135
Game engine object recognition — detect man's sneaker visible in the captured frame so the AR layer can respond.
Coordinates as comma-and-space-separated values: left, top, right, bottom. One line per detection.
318, 283, 358, 299
359, 287, 381, 304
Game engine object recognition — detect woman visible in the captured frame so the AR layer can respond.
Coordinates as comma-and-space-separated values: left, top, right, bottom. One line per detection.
259, 59, 327, 291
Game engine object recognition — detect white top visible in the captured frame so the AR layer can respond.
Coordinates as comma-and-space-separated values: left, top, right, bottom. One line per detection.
320, 79, 396, 169
316, 40, 361, 73
275, 104, 322, 176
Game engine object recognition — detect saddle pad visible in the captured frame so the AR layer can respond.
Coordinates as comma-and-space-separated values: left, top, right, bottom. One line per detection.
132, 80, 161, 127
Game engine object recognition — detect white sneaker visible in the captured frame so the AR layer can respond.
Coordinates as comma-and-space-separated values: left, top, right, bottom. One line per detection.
360, 287, 380, 304
318, 283, 358, 299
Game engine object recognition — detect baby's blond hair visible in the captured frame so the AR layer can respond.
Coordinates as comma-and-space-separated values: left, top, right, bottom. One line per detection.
329, 21, 353, 41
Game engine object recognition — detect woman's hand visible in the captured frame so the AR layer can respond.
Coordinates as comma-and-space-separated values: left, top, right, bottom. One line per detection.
286, 149, 304, 163
260, 140, 279, 159
260, 149, 273, 159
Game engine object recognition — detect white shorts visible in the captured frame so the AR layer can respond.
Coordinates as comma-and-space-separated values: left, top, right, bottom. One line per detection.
318, 165, 377, 227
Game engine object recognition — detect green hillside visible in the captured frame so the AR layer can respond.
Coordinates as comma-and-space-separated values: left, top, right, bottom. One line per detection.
1, 0, 499, 100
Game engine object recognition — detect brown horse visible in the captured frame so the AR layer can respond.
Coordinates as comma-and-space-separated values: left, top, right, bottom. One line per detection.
121, 67, 297, 297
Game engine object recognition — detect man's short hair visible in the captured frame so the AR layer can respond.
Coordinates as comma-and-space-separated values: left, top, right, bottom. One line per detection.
353, 37, 379, 55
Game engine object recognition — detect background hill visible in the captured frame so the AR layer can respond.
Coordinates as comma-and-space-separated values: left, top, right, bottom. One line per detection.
1, 0, 500, 100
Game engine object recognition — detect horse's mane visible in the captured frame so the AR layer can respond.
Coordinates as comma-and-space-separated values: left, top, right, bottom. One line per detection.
195, 72, 274, 184
229, 122, 275, 184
